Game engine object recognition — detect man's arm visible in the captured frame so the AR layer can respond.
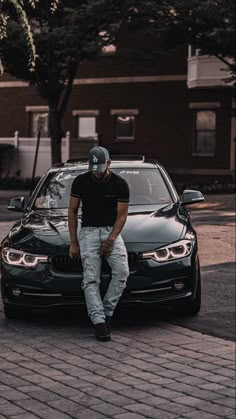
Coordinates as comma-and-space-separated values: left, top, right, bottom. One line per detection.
100, 201, 128, 256
109, 201, 129, 242
68, 196, 81, 258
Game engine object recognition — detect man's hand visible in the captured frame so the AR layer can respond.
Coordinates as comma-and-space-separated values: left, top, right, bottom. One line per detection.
99, 239, 114, 257
69, 242, 80, 259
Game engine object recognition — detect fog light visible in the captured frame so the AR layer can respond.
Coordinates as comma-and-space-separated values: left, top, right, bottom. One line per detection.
173, 280, 185, 291
12, 288, 21, 297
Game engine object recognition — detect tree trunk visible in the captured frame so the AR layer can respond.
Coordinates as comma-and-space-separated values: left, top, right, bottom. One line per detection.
48, 106, 63, 165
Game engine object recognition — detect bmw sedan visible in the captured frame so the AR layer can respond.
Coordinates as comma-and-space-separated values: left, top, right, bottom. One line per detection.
0, 156, 204, 319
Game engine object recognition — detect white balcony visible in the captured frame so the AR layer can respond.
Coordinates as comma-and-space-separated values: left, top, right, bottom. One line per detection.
187, 48, 233, 88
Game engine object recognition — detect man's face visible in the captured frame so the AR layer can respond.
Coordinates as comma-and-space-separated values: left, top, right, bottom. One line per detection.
92, 161, 110, 179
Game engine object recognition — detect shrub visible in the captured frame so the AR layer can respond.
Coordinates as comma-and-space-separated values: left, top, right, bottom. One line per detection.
0, 176, 41, 190
174, 180, 236, 194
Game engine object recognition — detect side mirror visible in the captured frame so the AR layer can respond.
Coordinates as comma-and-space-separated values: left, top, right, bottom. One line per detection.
182, 190, 205, 206
7, 197, 25, 212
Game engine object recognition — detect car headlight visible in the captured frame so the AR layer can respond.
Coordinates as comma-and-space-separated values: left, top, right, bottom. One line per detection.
2, 247, 48, 267
142, 240, 193, 262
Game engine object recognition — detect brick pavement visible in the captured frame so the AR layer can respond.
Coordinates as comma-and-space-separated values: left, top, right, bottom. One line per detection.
0, 193, 235, 418
0, 313, 235, 419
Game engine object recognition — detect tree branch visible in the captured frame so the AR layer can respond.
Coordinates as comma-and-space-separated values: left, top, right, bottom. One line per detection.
214, 54, 235, 73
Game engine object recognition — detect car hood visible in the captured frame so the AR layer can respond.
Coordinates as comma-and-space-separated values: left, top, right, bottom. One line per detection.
6, 203, 188, 253
123, 203, 188, 250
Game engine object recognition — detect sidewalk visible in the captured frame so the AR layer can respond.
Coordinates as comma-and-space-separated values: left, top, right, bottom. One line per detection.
0, 316, 235, 419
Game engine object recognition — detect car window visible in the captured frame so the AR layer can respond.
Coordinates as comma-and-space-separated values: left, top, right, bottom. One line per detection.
114, 169, 172, 205
33, 171, 84, 209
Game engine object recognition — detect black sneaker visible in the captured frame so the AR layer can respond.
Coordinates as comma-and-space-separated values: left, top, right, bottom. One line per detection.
94, 323, 111, 341
105, 316, 112, 334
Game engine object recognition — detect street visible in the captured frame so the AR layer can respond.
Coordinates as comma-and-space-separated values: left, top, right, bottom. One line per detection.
173, 194, 235, 341
0, 192, 235, 418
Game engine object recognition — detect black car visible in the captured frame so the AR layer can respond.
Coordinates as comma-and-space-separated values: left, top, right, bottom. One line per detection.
0, 156, 204, 319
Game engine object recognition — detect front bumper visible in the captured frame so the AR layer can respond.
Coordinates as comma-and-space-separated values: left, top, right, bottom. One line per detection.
1, 252, 198, 309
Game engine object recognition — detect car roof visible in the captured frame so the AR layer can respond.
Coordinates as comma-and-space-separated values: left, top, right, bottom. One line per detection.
49, 156, 161, 172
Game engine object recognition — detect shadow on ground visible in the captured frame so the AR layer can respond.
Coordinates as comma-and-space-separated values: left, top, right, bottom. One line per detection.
202, 261, 235, 272
191, 210, 235, 226
191, 195, 235, 212
1, 302, 235, 342
0, 261, 235, 341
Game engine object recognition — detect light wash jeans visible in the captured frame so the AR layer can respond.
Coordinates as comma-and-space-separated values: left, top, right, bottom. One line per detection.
79, 226, 129, 325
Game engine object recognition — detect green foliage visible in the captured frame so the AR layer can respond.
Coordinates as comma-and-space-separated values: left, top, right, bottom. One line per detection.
175, 181, 236, 195
0, 176, 41, 190
130, 0, 236, 80
0, 0, 38, 74
0, 0, 131, 163
1, 1, 127, 95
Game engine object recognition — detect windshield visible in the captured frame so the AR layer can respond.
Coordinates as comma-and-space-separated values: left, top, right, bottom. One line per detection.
114, 169, 172, 205
32, 168, 172, 209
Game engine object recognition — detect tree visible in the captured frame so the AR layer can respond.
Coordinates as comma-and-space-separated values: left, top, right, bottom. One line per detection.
0, 0, 38, 74
129, 0, 236, 81
1, 1, 130, 163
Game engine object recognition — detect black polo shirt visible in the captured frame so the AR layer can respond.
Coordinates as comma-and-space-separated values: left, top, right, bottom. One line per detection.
71, 171, 129, 227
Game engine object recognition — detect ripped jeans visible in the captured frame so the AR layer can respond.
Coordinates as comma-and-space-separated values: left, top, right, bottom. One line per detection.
79, 226, 129, 325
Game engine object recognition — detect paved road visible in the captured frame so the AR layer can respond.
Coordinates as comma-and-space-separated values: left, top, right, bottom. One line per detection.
172, 194, 235, 341
0, 192, 235, 418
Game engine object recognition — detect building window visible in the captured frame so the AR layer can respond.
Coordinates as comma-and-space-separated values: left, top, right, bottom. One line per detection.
115, 115, 135, 141
111, 109, 138, 142
72, 110, 99, 139
30, 112, 49, 138
26, 106, 49, 138
78, 117, 96, 138
193, 110, 216, 155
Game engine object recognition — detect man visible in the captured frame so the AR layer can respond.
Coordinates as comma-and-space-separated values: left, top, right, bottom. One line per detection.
68, 146, 130, 341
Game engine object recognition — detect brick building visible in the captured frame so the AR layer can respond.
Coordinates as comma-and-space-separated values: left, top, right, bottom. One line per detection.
0, 33, 235, 181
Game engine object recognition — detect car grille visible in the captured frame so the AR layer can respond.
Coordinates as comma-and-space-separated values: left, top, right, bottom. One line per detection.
51, 253, 139, 274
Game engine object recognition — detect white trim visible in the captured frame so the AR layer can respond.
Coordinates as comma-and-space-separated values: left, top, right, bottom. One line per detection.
189, 102, 221, 109
72, 110, 100, 116
0, 75, 186, 88
111, 109, 139, 116
0, 81, 29, 87
73, 75, 186, 85
25, 106, 49, 112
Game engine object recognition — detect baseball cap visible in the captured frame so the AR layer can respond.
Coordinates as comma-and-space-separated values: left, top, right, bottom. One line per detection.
88, 146, 110, 172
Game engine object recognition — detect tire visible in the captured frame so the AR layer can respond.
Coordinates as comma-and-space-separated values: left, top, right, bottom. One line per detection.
4, 305, 32, 320
174, 259, 201, 316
